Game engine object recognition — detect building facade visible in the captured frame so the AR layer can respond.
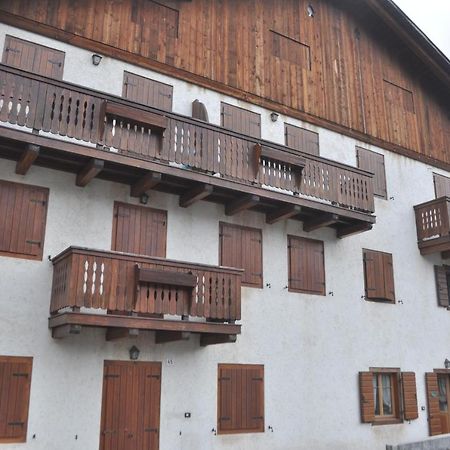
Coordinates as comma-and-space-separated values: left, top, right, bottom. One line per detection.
0, 1, 449, 449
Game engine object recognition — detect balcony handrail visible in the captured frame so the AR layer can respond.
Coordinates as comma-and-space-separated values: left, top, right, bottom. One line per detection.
0, 63, 374, 178
413, 196, 450, 211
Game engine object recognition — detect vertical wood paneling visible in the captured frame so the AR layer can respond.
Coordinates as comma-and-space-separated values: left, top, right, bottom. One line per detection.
356, 147, 387, 199
221, 103, 261, 139
433, 173, 450, 198
359, 371, 375, 423
402, 372, 418, 421
363, 249, 395, 303
285, 123, 319, 155
426, 372, 442, 436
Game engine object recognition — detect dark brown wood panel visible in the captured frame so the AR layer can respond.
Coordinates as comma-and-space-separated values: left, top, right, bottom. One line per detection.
356, 147, 387, 199
0, 356, 33, 444
0, 1, 448, 167
111, 202, 167, 258
0, 180, 49, 261
123, 72, 173, 111
219, 223, 263, 288
402, 372, 418, 421
434, 265, 450, 308
434, 173, 450, 198
359, 371, 375, 423
426, 372, 442, 436
99, 361, 161, 450
217, 364, 264, 434
285, 123, 319, 155
362, 249, 395, 303
221, 103, 261, 139
288, 235, 325, 295
2, 35, 64, 79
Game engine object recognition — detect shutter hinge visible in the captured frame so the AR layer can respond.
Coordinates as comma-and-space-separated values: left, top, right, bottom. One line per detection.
252, 416, 264, 420
12, 373, 29, 377
144, 428, 158, 433
8, 422, 24, 426
252, 377, 263, 381
219, 377, 231, 381
104, 374, 120, 379
147, 374, 160, 379
219, 417, 231, 421
26, 240, 41, 246
159, 91, 172, 98
30, 199, 46, 205
48, 59, 62, 67
6, 47, 20, 53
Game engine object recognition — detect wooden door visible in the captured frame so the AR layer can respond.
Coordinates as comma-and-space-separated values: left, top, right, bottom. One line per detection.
437, 374, 450, 434
99, 361, 161, 450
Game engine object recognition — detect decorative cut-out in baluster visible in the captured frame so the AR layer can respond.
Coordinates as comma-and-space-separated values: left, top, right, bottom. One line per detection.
83, 260, 89, 294
99, 263, 105, 295
91, 261, 97, 295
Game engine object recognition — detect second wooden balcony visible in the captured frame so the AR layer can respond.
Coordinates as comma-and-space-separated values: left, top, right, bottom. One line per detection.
49, 247, 242, 346
414, 197, 450, 258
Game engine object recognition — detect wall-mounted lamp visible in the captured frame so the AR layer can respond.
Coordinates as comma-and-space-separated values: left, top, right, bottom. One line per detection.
92, 54, 103, 66
445, 358, 450, 369
129, 345, 140, 361
140, 193, 149, 205
270, 112, 279, 122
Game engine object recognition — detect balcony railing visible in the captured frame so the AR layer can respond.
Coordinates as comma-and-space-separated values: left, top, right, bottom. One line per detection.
0, 64, 375, 215
414, 196, 450, 256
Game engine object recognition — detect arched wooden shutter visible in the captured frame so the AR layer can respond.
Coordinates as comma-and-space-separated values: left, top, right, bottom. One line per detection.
192, 100, 209, 122
434, 266, 450, 307
401, 372, 418, 420
425, 372, 442, 436
359, 371, 375, 423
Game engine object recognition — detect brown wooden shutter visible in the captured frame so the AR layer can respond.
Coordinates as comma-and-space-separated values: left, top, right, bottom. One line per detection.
425, 372, 442, 436
0, 357, 33, 443
0, 181, 49, 261
220, 223, 262, 288
285, 124, 319, 155
112, 202, 167, 257
218, 364, 264, 434
288, 236, 325, 295
123, 71, 173, 111
359, 371, 375, 423
433, 173, 450, 198
192, 100, 209, 122
3, 35, 64, 79
356, 147, 387, 199
401, 372, 418, 420
221, 103, 261, 138
383, 252, 396, 302
363, 249, 395, 302
435, 266, 450, 307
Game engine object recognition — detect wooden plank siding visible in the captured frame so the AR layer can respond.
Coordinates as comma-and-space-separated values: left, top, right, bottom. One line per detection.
0, 0, 448, 168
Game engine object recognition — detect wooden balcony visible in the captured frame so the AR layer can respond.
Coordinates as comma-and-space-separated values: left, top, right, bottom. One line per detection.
0, 64, 375, 236
49, 247, 242, 346
414, 197, 450, 257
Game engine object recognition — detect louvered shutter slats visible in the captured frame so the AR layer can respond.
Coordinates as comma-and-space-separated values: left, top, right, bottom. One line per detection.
359, 371, 375, 423
426, 372, 442, 436
402, 372, 418, 420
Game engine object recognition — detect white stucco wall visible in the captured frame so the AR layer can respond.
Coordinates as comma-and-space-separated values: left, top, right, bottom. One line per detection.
0, 24, 450, 450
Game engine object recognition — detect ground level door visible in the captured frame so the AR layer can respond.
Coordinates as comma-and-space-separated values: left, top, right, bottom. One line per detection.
437, 374, 450, 434
99, 360, 161, 450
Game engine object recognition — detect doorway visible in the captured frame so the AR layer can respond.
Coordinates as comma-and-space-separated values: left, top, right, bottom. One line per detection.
99, 361, 161, 450
437, 373, 450, 434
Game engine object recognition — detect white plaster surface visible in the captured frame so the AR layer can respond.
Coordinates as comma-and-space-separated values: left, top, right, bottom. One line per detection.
0, 24, 449, 450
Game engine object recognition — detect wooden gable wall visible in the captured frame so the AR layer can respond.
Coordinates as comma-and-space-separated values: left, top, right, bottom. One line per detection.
0, 0, 448, 169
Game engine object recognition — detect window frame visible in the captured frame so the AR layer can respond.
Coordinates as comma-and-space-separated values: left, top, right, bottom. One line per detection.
370, 368, 401, 424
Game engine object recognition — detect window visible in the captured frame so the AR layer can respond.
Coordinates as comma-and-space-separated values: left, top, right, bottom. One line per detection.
434, 265, 450, 308
2, 35, 64, 79
0, 180, 49, 261
219, 223, 262, 288
285, 124, 319, 155
433, 173, 450, 198
123, 71, 173, 111
221, 103, 261, 138
217, 364, 264, 434
359, 369, 418, 425
356, 147, 387, 199
111, 202, 167, 257
362, 249, 395, 303
287, 235, 325, 295
0, 356, 33, 443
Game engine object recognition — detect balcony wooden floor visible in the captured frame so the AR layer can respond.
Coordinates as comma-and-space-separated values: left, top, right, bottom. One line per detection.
0, 65, 376, 237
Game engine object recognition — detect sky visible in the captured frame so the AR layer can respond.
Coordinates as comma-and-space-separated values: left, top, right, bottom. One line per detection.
393, 0, 450, 58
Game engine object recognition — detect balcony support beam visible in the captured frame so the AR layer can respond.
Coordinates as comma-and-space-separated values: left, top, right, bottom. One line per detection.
266, 205, 301, 224
15, 144, 39, 175
105, 327, 139, 341
51, 324, 81, 339
337, 222, 373, 238
179, 183, 213, 208
76, 158, 104, 187
130, 171, 161, 197
303, 213, 339, 232
225, 194, 260, 216
200, 334, 237, 347
155, 330, 190, 344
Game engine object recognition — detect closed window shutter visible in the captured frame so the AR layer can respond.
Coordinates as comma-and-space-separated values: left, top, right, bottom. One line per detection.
356, 147, 387, 199
0, 357, 33, 443
0, 181, 49, 260
434, 265, 450, 307
123, 71, 173, 111
220, 223, 262, 288
359, 371, 375, 423
247, 366, 264, 431
363, 249, 395, 302
192, 100, 209, 122
433, 173, 450, 198
288, 236, 325, 295
383, 253, 396, 302
425, 372, 442, 436
285, 124, 319, 155
221, 103, 261, 138
218, 367, 233, 432
401, 372, 418, 420
112, 202, 167, 257
2, 35, 64, 79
